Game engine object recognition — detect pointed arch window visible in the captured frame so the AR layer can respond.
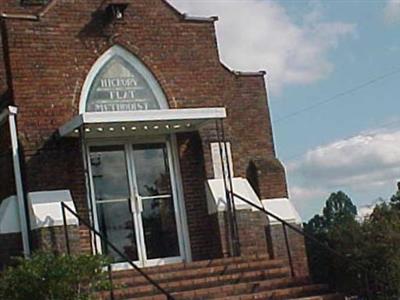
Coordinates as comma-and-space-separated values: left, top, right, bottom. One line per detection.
81, 46, 168, 113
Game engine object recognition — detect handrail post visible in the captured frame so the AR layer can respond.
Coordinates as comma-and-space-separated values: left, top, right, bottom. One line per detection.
61, 202, 175, 300
364, 272, 371, 300
215, 119, 237, 257
219, 118, 240, 257
231, 191, 392, 299
107, 264, 115, 300
61, 202, 71, 255
282, 223, 295, 277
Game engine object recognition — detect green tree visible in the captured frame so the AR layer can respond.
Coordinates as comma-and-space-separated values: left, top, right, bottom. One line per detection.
304, 191, 363, 292
305, 188, 400, 299
389, 182, 400, 210
363, 202, 400, 297
323, 191, 357, 228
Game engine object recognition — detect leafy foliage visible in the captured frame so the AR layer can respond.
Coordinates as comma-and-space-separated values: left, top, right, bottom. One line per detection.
304, 191, 362, 291
0, 252, 111, 300
364, 202, 400, 297
305, 189, 400, 299
389, 183, 400, 209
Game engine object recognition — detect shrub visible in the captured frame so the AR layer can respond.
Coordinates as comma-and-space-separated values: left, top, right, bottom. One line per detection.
0, 252, 111, 300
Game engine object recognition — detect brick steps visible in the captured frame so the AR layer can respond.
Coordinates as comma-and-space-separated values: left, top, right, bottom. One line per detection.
129, 277, 310, 300
110, 265, 291, 298
98, 255, 342, 300
113, 254, 270, 279
290, 294, 344, 300
170, 277, 311, 300
112, 258, 283, 287
212, 284, 331, 300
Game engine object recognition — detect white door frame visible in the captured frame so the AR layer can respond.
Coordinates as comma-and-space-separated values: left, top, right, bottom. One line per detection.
84, 134, 191, 269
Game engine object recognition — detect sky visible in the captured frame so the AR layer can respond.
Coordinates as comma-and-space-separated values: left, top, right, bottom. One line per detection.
169, 0, 400, 220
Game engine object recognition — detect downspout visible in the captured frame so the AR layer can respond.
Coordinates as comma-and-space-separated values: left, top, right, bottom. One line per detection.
1, 4, 31, 258
1, 106, 30, 257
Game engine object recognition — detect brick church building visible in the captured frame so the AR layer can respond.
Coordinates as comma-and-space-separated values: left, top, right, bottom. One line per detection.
0, 1, 338, 299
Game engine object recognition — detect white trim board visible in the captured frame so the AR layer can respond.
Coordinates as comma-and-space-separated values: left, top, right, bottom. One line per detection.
59, 107, 226, 137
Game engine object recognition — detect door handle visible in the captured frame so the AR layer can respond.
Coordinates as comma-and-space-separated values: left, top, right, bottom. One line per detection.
129, 197, 137, 214
136, 195, 143, 213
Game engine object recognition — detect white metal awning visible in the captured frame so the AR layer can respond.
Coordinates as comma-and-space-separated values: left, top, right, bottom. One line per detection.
261, 198, 302, 225
58, 107, 226, 138
205, 177, 262, 214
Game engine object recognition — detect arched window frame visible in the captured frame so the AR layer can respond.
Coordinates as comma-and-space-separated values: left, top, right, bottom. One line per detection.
79, 45, 168, 114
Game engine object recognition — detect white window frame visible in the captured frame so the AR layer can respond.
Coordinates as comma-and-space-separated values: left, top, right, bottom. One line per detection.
85, 134, 192, 269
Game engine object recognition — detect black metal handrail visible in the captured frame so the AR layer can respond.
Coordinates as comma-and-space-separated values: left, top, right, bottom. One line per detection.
61, 202, 175, 300
231, 192, 390, 300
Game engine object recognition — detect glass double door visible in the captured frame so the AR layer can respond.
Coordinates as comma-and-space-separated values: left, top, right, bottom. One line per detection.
89, 141, 182, 267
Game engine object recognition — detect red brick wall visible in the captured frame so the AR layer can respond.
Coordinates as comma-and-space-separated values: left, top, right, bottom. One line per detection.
216, 210, 269, 258
177, 132, 222, 260
32, 225, 81, 255
269, 224, 309, 277
0, 24, 7, 99
0, 232, 23, 270
0, 0, 289, 260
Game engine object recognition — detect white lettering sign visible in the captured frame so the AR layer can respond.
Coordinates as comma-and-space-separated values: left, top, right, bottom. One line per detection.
86, 56, 161, 112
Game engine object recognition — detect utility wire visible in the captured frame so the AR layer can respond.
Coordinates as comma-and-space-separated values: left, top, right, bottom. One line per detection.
281, 118, 400, 162
274, 66, 400, 124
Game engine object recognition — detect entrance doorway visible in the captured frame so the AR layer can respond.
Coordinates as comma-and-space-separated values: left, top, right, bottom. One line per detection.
88, 138, 185, 268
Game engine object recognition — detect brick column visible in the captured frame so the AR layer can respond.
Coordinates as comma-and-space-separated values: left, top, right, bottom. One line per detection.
31, 225, 81, 255
214, 210, 269, 258
268, 223, 309, 277
0, 233, 23, 270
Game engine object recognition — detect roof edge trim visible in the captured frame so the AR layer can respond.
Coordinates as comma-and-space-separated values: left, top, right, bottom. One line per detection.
221, 63, 266, 77
162, 1, 218, 23
233, 71, 266, 77
1, 0, 69, 21
182, 14, 218, 23
0, 13, 39, 21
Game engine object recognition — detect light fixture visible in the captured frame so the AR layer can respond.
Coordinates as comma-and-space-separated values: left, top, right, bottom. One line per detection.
173, 124, 181, 129
85, 128, 91, 133
153, 125, 159, 130
97, 127, 104, 132
109, 127, 115, 132
106, 3, 129, 21
131, 126, 137, 131
121, 126, 126, 131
